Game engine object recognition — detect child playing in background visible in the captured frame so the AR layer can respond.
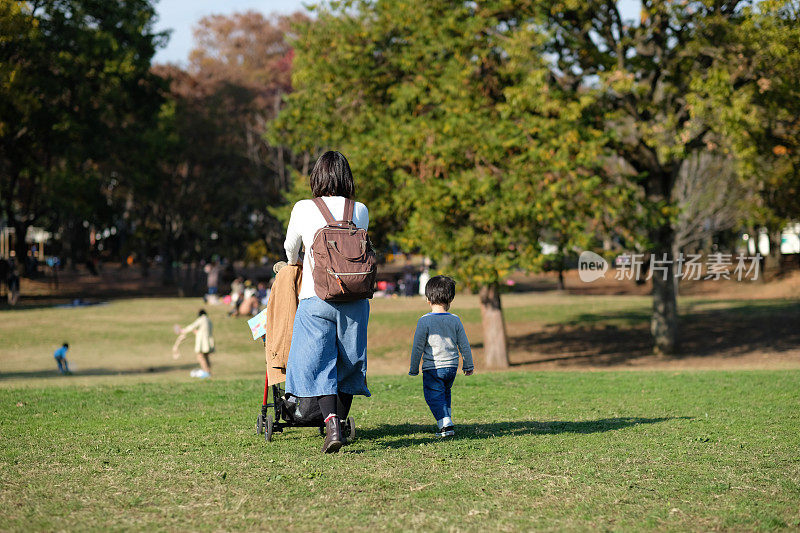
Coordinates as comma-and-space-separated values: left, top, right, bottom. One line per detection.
182, 309, 215, 378
53, 342, 71, 375
409, 275, 474, 437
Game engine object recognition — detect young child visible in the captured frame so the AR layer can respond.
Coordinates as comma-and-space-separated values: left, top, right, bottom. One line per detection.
53, 342, 71, 375
182, 309, 215, 378
409, 275, 474, 437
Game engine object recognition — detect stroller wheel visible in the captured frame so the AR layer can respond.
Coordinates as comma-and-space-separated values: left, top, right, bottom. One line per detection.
256, 414, 264, 435
265, 415, 274, 442
347, 416, 356, 441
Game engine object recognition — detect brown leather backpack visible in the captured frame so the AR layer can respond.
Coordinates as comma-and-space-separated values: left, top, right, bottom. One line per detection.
310, 197, 377, 301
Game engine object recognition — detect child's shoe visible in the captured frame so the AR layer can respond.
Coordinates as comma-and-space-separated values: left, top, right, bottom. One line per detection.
190, 369, 200, 377
436, 426, 455, 437
197, 370, 211, 379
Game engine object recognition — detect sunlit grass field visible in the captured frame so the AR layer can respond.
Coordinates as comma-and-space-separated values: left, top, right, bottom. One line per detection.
1, 371, 799, 530
3, 292, 799, 387
1, 294, 799, 530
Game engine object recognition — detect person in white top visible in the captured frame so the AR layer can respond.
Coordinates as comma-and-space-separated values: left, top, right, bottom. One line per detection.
284, 199, 369, 301
283, 151, 371, 454
181, 309, 215, 378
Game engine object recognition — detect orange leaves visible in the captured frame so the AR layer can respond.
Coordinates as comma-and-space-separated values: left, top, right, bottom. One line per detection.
773, 145, 788, 156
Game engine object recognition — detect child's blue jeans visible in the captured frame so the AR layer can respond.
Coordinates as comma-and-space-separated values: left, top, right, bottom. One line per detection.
422, 367, 457, 421
55, 356, 68, 374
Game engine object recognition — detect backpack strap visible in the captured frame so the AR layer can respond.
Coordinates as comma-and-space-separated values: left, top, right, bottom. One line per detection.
343, 198, 355, 223
312, 197, 336, 225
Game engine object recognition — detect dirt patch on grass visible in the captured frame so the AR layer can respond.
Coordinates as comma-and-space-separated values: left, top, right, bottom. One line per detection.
494, 300, 800, 371
515, 267, 800, 299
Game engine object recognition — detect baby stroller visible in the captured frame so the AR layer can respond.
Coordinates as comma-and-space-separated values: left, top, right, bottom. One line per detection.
255, 368, 356, 443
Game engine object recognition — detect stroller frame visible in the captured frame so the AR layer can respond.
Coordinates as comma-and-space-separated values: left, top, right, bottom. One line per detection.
255, 368, 355, 443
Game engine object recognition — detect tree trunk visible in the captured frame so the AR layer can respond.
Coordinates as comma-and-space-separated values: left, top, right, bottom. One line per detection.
651, 227, 678, 355
479, 283, 509, 368
768, 230, 782, 276
672, 243, 681, 297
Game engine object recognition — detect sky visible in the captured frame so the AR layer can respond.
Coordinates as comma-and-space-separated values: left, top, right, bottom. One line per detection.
153, 0, 310, 65
153, 0, 642, 65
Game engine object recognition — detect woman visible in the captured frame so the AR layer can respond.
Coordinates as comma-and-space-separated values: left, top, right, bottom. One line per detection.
284, 151, 370, 453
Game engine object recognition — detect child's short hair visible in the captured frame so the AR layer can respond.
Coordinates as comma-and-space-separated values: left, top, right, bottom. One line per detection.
425, 275, 456, 305
62, 342, 69, 348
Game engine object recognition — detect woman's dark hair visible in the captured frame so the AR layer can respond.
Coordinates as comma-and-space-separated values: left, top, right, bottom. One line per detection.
198, 309, 207, 316
425, 275, 456, 306
310, 151, 355, 198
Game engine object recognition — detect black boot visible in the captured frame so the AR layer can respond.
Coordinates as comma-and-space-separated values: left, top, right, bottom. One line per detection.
340, 418, 351, 446
321, 416, 342, 454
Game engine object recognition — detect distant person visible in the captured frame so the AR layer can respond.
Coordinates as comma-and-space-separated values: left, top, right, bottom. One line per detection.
418, 267, 431, 297
53, 342, 71, 375
228, 277, 244, 316
85, 257, 98, 276
0, 258, 9, 298
236, 280, 259, 316
182, 309, 215, 378
6, 258, 20, 306
409, 275, 474, 437
256, 281, 269, 307
46, 256, 60, 289
204, 261, 220, 296
402, 266, 417, 297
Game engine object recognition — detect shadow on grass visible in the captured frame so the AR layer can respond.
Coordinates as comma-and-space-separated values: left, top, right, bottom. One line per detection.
0, 363, 198, 381
494, 300, 800, 367
358, 416, 687, 449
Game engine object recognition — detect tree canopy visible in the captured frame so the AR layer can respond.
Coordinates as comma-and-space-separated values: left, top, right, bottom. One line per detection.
272, 0, 626, 365
0, 0, 166, 265
273, 0, 800, 360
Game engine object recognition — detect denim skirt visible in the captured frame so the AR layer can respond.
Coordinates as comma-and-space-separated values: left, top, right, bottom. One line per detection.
285, 296, 371, 397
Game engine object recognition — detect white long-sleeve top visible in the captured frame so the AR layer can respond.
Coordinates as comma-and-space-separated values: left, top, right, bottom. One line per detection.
284, 196, 369, 301
182, 315, 215, 354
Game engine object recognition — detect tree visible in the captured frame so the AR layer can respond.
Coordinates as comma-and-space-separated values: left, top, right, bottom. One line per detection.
735, 0, 800, 268
124, 11, 310, 284
273, 0, 799, 359
271, 1, 614, 367
672, 152, 752, 256
133, 65, 267, 283
535, 0, 800, 353
189, 11, 309, 193
0, 0, 165, 269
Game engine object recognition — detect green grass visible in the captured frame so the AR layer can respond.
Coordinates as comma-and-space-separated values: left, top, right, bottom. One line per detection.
2, 293, 798, 388
1, 294, 799, 529
1, 371, 799, 531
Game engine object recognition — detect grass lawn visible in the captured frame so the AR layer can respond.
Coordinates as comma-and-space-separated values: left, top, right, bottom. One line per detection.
1, 371, 799, 531
1, 294, 799, 530
2, 293, 799, 388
